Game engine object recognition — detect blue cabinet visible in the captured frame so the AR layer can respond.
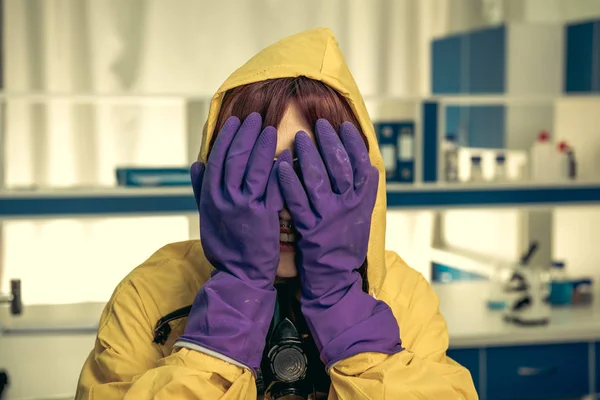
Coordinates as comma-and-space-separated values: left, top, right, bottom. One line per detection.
432, 34, 467, 94
485, 343, 590, 400
447, 348, 480, 393
565, 21, 598, 93
467, 106, 505, 148
445, 105, 505, 149
468, 26, 506, 93
432, 24, 561, 96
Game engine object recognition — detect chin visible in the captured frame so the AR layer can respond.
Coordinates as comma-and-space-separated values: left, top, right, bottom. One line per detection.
276, 252, 298, 278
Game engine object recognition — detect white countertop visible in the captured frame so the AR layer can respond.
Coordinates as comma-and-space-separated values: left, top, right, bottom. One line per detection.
1, 282, 599, 399
435, 281, 600, 348
2, 281, 599, 347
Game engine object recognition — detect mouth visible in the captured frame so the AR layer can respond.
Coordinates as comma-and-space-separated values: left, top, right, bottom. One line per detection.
279, 218, 297, 253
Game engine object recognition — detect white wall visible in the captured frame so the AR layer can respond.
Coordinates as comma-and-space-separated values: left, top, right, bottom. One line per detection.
553, 99, 600, 279
3, 0, 600, 304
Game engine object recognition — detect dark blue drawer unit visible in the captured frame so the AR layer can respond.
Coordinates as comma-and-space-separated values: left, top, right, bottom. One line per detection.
432, 33, 467, 94
445, 105, 505, 149
596, 342, 600, 393
486, 343, 590, 400
565, 21, 598, 93
447, 348, 480, 394
468, 26, 506, 94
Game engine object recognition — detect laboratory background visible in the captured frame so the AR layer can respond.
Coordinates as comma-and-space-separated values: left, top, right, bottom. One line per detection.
1, 0, 600, 399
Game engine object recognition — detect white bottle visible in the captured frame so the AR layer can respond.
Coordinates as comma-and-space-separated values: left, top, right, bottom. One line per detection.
530, 131, 555, 181
494, 153, 507, 182
470, 155, 484, 182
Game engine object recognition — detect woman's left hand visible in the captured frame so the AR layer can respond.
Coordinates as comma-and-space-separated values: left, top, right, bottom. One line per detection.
277, 119, 402, 367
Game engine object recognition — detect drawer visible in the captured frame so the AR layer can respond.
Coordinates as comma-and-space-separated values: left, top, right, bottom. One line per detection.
447, 348, 480, 394
486, 343, 589, 400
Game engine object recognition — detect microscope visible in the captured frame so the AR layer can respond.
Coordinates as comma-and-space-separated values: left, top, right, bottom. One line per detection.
503, 242, 551, 326
0, 279, 22, 316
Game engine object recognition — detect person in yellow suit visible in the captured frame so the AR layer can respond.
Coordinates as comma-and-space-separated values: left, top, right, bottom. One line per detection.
76, 28, 477, 400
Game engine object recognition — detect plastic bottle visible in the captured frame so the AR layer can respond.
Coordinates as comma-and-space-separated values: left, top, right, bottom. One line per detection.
557, 141, 577, 180
494, 153, 507, 181
530, 130, 555, 181
444, 133, 459, 182
549, 261, 572, 306
470, 155, 484, 182
487, 265, 507, 310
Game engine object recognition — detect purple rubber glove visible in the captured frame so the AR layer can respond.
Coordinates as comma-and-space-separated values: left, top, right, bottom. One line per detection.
277, 119, 403, 368
177, 113, 292, 372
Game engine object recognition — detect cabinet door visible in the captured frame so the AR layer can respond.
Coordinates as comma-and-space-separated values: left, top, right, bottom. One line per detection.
467, 106, 505, 149
594, 22, 600, 93
565, 21, 595, 93
444, 105, 505, 149
446, 348, 480, 394
467, 26, 506, 94
432, 34, 466, 94
595, 342, 600, 393
486, 343, 589, 400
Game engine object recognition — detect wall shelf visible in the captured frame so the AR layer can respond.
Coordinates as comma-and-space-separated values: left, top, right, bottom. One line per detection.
386, 181, 600, 209
1, 181, 600, 219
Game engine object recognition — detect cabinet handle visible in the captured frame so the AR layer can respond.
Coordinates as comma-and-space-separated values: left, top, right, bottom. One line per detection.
517, 366, 558, 376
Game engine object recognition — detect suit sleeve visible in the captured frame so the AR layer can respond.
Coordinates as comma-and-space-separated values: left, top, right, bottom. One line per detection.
75, 281, 257, 400
327, 273, 478, 399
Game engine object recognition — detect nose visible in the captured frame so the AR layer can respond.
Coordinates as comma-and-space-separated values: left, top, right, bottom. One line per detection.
279, 208, 292, 220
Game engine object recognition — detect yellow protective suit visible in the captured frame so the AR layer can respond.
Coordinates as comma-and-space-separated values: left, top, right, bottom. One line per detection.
76, 28, 478, 399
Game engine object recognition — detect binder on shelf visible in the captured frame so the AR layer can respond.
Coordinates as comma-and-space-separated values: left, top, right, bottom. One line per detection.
374, 121, 415, 183
116, 167, 191, 187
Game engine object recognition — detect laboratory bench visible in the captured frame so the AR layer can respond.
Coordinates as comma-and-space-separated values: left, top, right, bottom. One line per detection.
1, 282, 599, 400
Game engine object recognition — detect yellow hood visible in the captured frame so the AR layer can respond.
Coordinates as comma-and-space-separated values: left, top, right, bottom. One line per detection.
197, 28, 388, 295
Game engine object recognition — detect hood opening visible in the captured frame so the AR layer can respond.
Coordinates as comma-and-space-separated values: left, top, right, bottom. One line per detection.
197, 28, 389, 296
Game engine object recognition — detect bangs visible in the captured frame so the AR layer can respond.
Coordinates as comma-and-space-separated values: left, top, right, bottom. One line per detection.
210, 76, 367, 153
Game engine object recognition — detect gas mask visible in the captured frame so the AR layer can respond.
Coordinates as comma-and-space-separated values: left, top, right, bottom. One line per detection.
257, 283, 330, 399
260, 317, 312, 399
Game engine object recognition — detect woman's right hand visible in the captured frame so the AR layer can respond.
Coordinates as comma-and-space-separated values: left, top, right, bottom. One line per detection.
178, 113, 290, 372
192, 112, 289, 289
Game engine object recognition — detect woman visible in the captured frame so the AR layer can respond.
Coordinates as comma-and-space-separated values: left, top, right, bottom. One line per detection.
76, 28, 477, 399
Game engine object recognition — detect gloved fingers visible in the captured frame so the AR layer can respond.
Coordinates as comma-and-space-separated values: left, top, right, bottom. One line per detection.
362, 166, 380, 208
315, 119, 353, 194
244, 126, 278, 199
277, 152, 312, 228
339, 121, 372, 190
224, 112, 263, 199
190, 161, 205, 211
266, 150, 293, 211
206, 116, 241, 197
295, 131, 331, 208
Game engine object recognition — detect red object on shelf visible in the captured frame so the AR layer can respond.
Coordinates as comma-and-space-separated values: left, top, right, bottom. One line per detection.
557, 141, 570, 153
538, 130, 550, 142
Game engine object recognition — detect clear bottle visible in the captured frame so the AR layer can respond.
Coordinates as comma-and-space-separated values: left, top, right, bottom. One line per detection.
444, 133, 459, 182
494, 153, 507, 181
470, 155, 484, 182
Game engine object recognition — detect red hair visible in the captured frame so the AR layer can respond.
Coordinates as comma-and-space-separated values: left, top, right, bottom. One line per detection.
210, 76, 370, 293
210, 76, 368, 151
